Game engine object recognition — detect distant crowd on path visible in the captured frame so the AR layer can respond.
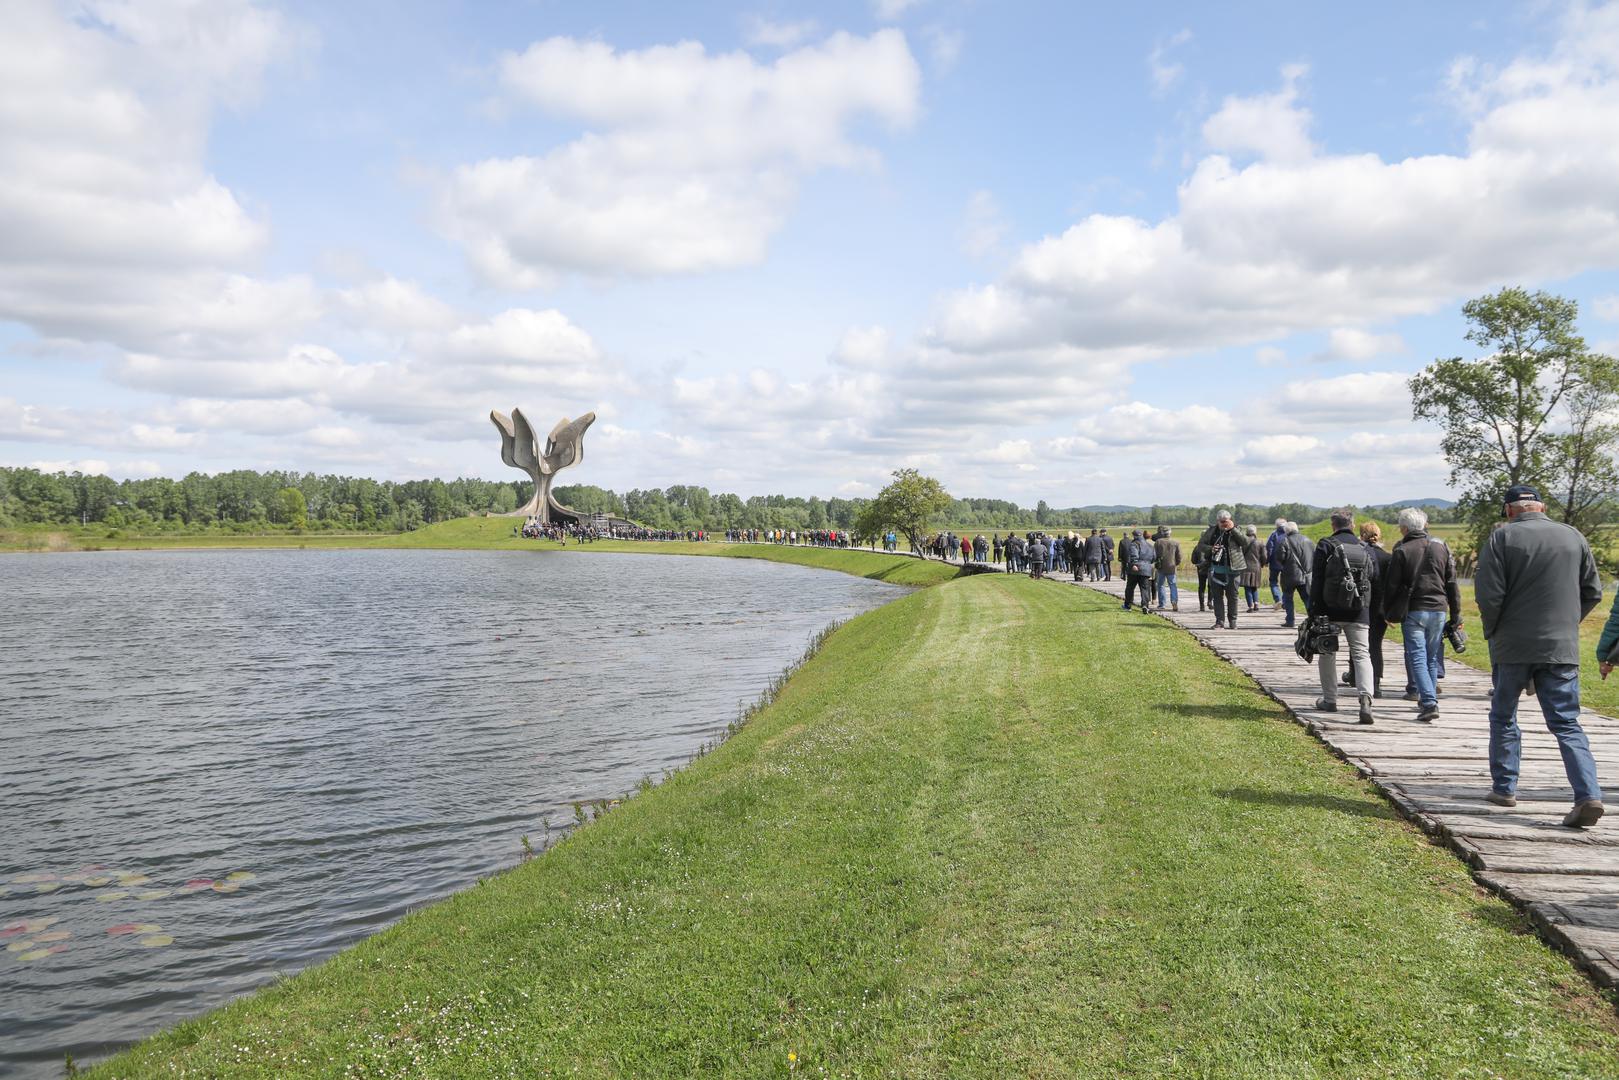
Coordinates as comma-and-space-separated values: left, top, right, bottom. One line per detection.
1085, 490, 1611, 830
516, 518, 711, 543
725, 528, 856, 547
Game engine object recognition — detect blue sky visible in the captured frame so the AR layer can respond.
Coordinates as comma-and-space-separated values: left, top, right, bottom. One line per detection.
5, 0, 1619, 506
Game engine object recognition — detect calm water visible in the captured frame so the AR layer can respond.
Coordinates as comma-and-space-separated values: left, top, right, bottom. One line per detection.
0, 548, 905, 1076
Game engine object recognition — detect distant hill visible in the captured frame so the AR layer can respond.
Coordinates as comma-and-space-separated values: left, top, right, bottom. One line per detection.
1386, 497, 1456, 509
1077, 504, 1197, 513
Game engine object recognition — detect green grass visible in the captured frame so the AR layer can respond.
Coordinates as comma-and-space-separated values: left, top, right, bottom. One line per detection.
91, 575, 1619, 1078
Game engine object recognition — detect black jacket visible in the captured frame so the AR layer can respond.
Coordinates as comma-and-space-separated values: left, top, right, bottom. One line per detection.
1381, 531, 1460, 623
1308, 529, 1378, 624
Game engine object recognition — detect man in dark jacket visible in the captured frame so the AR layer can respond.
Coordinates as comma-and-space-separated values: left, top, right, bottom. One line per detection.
1277, 521, 1314, 628
1198, 510, 1245, 629
1382, 507, 1462, 721
1154, 526, 1182, 611
1265, 518, 1287, 609
1475, 485, 1604, 827
1099, 529, 1114, 580
1308, 508, 1377, 724
1122, 529, 1155, 610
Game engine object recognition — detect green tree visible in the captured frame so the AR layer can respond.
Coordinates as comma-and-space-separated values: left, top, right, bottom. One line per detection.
272, 487, 308, 529
1410, 287, 1619, 543
855, 469, 952, 555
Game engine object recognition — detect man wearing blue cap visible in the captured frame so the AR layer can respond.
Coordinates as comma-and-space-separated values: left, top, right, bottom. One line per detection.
1475, 484, 1605, 827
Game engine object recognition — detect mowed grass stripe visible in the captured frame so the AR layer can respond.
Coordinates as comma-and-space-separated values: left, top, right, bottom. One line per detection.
94, 575, 1619, 1078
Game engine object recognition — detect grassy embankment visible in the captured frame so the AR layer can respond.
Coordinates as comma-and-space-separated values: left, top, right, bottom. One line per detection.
93, 566, 1619, 1077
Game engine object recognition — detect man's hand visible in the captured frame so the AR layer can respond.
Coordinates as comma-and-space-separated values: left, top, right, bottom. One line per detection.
1602, 661, 1614, 682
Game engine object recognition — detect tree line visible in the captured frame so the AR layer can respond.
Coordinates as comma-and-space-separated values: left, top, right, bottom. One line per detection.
0, 468, 531, 533
0, 463, 1446, 537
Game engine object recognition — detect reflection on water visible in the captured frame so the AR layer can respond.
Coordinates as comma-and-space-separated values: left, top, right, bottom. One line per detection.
0, 548, 905, 1076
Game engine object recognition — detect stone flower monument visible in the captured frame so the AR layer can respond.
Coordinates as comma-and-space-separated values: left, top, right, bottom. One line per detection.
490, 407, 596, 523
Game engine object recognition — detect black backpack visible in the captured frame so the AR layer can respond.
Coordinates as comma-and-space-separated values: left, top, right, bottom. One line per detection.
1321, 537, 1370, 610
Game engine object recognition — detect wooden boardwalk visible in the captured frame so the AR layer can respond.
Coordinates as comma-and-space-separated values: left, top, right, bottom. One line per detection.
1068, 573, 1619, 989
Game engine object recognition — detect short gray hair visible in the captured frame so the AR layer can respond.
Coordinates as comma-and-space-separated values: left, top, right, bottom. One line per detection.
1397, 507, 1428, 532
1283, 520, 1299, 534
1216, 509, 1233, 522
1245, 524, 1257, 536
1330, 508, 1355, 531
1275, 518, 1286, 527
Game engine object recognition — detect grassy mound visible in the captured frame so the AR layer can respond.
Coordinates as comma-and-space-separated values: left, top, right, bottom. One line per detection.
93, 576, 1619, 1078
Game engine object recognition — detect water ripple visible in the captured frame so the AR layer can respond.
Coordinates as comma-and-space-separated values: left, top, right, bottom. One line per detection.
0, 547, 904, 1077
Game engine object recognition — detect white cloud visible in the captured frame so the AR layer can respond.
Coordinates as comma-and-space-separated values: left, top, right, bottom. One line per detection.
1239, 433, 1321, 466
1272, 371, 1412, 423
959, 189, 1008, 257
981, 439, 1033, 463
832, 325, 891, 368
874, 0, 925, 20
1256, 345, 1288, 367
741, 16, 818, 49
1148, 28, 1192, 96
1203, 62, 1314, 163
924, 26, 963, 72
128, 423, 200, 449
1312, 327, 1407, 363
0, 0, 308, 357
1074, 402, 1233, 446
443, 31, 921, 282
1595, 294, 1619, 321
335, 277, 458, 336
29, 458, 111, 476
306, 426, 365, 448
929, 18, 1619, 371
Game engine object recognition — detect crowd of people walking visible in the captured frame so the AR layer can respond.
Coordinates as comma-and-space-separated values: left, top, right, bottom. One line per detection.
1082, 491, 1607, 829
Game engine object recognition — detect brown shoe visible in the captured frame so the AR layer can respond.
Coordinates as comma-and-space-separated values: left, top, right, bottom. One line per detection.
1563, 800, 1605, 828
1485, 790, 1516, 807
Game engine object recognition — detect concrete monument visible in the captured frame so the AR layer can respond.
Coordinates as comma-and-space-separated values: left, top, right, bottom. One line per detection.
490, 408, 596, 523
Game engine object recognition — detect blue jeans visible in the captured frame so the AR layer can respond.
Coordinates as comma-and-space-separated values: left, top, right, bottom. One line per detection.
1402, 611, 1446, 709
1268, 567, 1281, 603
1155, 571, 1179, 607
1488, 663, 1602, 805
1281, 582, 1308, 626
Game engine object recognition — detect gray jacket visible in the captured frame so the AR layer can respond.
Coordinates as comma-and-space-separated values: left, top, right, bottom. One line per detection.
1475, 511, 1602, 665
1278, 531, 1314, 589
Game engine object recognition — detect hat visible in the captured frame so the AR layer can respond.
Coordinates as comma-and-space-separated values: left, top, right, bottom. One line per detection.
1503, 484, 1539, 505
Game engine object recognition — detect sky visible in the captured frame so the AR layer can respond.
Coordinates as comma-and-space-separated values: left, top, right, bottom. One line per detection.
5, 1, 1619, 507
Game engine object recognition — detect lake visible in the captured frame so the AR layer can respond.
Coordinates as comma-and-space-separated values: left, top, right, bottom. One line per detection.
0, 548, 906, 1076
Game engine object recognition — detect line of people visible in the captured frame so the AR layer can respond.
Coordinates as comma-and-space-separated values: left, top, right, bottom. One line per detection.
1111, 493, 1604, 829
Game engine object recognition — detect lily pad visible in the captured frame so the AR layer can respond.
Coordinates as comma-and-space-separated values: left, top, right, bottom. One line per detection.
134, 889, 172, 901
6, 918, 57, 935
211, 881, 240, 894
136, 934, 174, 948
11, 873, 57, 885
107, 923, 161, 936
17, 948, 53, 961
6, 940, 37, 953
224, 871, 257, 883
115, 874, 151, 886
181, 878, 213, 892
83, 876, 114, 888
33, 931, 71, 943
35, 882, 61, 894
95, 891, 130, 903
